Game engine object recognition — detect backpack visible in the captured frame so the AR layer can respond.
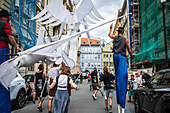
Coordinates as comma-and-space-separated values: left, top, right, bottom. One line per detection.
55, 75, 71, 96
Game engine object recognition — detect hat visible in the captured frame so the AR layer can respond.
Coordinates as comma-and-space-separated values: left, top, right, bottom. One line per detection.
117, 27, 124, 33
0, 9, 11, 17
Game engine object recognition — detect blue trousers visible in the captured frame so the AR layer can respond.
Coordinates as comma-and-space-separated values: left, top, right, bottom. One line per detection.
0, 83, 11, 113
0, 48, 11, 112
0, 48, 9, 65
113, 54, 128, 108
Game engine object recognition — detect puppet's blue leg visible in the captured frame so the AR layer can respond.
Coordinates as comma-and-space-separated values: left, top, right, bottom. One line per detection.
113, 54, 128, 108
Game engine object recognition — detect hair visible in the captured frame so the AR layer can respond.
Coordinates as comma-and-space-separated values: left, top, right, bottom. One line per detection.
94, 67, 97, 72
61, 66, 71, 76
140, 71, 143, 74
131, 74, 134, 77
53, 63, 59, 67
38, 64, 44, 70
118, 30, 123, 34
135, 72, 140, 76
103, 66, 108, 73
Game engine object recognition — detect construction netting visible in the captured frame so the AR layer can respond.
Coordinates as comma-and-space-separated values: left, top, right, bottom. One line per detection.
10, 0, 38, 50
135, 0, 170, 64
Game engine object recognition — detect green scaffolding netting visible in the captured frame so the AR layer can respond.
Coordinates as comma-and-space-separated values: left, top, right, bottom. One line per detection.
135, 0, 170, 64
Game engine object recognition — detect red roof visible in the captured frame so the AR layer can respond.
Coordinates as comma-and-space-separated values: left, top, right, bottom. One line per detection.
81, 38, 101, 46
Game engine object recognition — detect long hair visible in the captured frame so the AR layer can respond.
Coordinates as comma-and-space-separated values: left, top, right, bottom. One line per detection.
61, 66, 71, 76
103, 66, 108, 73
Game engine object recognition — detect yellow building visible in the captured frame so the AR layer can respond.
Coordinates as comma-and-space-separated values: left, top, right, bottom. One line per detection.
102, 41, 114, 73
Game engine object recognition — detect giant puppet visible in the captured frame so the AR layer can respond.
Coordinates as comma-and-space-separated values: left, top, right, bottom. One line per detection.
31, 0, 105, 69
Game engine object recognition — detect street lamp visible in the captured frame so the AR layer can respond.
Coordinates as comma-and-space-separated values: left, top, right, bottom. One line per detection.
158, 0, 169, 68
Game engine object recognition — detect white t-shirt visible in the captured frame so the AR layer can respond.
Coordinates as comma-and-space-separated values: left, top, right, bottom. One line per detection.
53, 75, 72, 90
48, 67, 60, 84
134, 77, 142, 89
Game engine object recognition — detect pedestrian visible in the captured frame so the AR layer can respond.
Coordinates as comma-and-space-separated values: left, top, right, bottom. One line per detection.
0, 9, 21, 113
99, 66, 115, 113
34, 64, 48, 112
135, 72, 142, 88
142, 70, 151, 84
48, 66, 77, 113
127, 75, 135, 102
48, 62, 64, 113
25, 80, 36, 104
108, 25, 132, 113
90, 67, 100, 100
75, 72, 80, 90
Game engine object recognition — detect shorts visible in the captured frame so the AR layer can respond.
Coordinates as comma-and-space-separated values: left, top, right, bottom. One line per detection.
36, 89, 47, 97
128, 91, 134, 97
92, 83, 99, 90
104, 89, 114, 99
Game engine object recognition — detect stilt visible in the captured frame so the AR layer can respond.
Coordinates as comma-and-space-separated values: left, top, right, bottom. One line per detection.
118, 104, 121, 113
122, 108, 125, 113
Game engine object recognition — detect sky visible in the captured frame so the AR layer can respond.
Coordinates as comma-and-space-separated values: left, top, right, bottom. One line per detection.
79, 0, 124, 43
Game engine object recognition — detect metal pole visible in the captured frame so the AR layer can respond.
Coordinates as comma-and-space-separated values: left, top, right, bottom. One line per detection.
162, 3, 169, 68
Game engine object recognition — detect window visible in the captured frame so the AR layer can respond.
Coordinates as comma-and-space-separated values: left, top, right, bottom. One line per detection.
106, 54, 108, 58
81, 47, 84, 51
90, 42, 92, 44
82, 62, 84, 67
95, 55, 97, 59
104, 54, 106, 58
98, 55, 100, 59
82, 55, 84, 59
148, 73, 164, 87
28, 65, 34, 71
106, 62, 108, 66
88, 63, 90, 67
83, 42, 86, 44
91, 63, 94, 67
110, 54, 112, 58
160, 72, 170, 86
98, 48, 101, 52
96, 42, 99, 44
98, 63, 100, 67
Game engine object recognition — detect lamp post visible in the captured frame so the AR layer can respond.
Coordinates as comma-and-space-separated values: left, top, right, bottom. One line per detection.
159, 0, 169, 68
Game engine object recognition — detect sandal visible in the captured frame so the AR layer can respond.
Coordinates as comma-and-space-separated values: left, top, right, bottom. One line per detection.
37, 106, 42, 112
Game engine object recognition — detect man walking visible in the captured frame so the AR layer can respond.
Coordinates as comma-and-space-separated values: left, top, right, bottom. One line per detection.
90, 67, 100, 100
108, 25, 132, 113
48, 63, 63, 113
0, 9, 20, 113
100, 66, 115, 113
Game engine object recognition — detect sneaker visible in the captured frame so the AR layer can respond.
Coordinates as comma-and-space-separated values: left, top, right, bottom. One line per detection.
108, 108, 112, 113
127, 100, 131, 102
33, 100, 35, 104
49, 111, 52, 113
92, 94, 96, 100
104, 108, 108, 112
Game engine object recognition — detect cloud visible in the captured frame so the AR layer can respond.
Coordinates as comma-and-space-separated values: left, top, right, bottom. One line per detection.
80, 0, 124, 43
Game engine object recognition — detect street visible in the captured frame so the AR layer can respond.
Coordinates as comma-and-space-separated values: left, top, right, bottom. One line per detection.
12, 79, 134, 113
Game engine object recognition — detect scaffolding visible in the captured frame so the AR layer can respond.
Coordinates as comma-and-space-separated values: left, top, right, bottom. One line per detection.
131, 0, 141, 67
135, 0, 170, 65
10, 0, 38, 50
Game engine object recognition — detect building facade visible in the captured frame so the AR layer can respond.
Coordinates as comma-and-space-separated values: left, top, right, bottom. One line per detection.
80, 38, 102, 72
102, 41, 114, 73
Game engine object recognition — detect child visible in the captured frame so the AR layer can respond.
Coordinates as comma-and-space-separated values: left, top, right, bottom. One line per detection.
127, 75, 135, 102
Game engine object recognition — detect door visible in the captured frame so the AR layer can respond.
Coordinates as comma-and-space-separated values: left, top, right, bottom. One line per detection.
142, 73, 164, 112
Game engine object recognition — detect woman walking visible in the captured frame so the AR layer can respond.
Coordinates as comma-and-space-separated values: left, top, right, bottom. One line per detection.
49, 66, 77, 113
34, 64, 48, 112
